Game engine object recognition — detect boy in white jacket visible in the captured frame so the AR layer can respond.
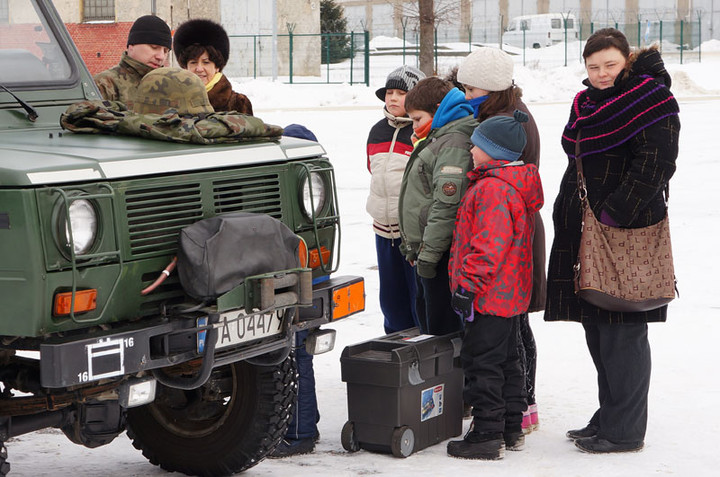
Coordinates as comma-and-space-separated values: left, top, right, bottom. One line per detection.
366, 66, 424, 333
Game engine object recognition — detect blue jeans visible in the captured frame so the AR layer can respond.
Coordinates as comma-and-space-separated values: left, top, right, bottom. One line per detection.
285, 330, 319, 440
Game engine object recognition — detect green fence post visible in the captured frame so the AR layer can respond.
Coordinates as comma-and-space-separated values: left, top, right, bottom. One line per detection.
522, 27, 526, 66
325, 34, 331, 83
401, 17, 408, 64
434, 27, 438, 74
591, 22, 594, 34
563, 14, 568, 67
350, 31, 355, 85
286, 24, 295, 84
364, 30, 370, 87
659, 21, 663, 51
253, 35, 257, 79
680, 20, 684, 64
698, 12, 702, 63
637, 21, 641, 47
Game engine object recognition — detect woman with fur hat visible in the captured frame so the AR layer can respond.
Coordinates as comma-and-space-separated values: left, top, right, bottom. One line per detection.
546, 29, 679, 454
456, 47, 546, 434
174, 19, 253, 115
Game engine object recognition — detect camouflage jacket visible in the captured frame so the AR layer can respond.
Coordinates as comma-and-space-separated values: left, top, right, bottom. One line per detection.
60, 100, 283, 144
93, 52, 154, 105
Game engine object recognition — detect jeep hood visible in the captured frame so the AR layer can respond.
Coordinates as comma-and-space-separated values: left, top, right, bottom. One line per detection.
0, 127, 326, 187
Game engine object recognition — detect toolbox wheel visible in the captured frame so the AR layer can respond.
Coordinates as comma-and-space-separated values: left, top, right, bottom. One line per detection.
391, 426, 415, 458
341, 421, 360, 452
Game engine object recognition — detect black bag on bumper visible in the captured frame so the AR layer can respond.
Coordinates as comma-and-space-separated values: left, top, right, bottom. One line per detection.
177, 212, 301, 301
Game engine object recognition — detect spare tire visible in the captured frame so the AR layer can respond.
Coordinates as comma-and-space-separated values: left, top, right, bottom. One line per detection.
126, 356, 297, 476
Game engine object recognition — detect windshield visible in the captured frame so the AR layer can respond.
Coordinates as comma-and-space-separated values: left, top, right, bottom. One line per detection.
0, 0, 73, 85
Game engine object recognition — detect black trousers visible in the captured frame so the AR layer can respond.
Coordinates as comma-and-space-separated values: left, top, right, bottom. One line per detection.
583, 322, 651, 444
414, 251, 463, 336
516, 313, 537, 405
461, 314, 526, 434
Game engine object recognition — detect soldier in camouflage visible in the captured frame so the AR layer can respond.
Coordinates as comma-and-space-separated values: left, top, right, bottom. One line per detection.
93, 15, 172, 107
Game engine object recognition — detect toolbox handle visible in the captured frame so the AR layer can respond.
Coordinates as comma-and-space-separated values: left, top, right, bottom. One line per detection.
405, 345, 426, 385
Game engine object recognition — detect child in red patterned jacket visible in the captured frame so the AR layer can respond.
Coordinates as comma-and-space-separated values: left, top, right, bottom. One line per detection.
446, 110, 544, 460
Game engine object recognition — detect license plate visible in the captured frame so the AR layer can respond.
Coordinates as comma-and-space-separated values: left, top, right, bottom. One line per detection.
197, 310, 286, 352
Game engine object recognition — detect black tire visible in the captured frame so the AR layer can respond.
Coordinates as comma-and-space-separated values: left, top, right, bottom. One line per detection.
0, 442, 10, 476
126, 356, 297, 477
390, 426, 414, 458
340, 421, 360, 452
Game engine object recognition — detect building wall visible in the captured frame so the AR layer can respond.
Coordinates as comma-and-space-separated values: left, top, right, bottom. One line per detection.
56, 0, 221, 75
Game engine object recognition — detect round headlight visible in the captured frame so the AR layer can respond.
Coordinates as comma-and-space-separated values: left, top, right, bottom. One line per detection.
300, 172, 326, 219
58, 198, 98, 256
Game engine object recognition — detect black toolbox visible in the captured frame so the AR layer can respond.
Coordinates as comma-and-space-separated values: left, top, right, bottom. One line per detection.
340, 328, 463, 457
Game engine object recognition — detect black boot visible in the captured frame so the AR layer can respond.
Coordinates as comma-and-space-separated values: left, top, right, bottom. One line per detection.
575, 436, 644, 454
447, 430, 504, 460
566, 424, 599, 440
503, 430, 525, 451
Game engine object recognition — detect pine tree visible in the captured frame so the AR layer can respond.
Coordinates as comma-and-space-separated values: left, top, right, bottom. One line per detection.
320, 0, 352, 64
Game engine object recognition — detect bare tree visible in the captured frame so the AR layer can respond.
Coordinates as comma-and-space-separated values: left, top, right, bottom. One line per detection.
418, 0, 434, 74
388, 0, 462, 75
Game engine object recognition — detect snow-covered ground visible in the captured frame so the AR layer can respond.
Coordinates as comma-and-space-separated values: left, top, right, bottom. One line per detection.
5, 42, 720, 476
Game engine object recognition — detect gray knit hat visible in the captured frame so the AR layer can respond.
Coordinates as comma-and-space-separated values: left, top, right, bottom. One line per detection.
457, 47, 514, 92
375, 65, 426, 101
471, 110, 528, 162
127, 15, 172, 49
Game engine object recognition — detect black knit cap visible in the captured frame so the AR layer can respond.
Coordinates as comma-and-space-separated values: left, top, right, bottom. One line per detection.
173, 19, 230, 66
127, 15, 172, 49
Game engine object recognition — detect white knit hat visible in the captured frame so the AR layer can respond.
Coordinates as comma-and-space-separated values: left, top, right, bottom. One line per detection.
457, 47, 514, 92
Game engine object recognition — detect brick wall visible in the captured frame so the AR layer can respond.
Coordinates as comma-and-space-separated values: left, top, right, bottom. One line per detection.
66, 22, 133, 75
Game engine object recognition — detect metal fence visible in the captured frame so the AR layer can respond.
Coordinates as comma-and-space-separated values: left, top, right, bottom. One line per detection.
224, 31, 370, 85
221, 19, 704, 84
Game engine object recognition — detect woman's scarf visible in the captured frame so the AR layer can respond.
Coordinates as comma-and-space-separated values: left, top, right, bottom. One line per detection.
468, 94, 489, 118
561, 48, 679, 159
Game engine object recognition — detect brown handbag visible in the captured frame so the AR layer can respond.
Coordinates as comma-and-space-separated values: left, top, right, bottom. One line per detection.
573, 134, 676, 312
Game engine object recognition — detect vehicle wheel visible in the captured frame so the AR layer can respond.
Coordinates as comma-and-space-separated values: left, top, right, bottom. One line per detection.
340, 421, 360, 452
126, 356, 297, 476
390, 426, 414, 458
0, 442, 10, 476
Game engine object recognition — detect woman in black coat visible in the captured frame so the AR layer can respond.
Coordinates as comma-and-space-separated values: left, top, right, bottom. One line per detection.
544, 28, 680, 453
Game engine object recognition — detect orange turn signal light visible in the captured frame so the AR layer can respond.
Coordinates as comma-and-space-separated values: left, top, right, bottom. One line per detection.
298, 239, 309, 267
53, 289, 97, 316
308, 246, 331, 269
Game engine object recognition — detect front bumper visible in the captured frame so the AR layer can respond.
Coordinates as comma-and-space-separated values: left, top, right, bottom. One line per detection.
39, 274, 364, 388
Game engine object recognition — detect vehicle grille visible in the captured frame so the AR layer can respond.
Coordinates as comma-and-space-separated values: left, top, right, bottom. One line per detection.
125, 183, 204, 257
125, 174, 283, 258
213, 174, 282, 217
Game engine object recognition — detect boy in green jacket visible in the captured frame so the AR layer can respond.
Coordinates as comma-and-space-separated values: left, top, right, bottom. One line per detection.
398, 77, 477, 335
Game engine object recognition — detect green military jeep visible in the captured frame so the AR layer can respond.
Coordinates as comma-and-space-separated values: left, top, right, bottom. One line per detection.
0, 1, 364, 475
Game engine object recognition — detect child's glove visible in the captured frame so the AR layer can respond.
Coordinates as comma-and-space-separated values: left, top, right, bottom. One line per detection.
451, 287, 475, 322
416, 260, 436, 278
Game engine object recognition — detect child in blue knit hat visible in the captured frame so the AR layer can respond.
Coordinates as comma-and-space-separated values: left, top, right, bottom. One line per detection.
446, 110, 544, 460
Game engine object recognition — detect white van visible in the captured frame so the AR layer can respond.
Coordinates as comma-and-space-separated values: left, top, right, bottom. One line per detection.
503, 13, 579, 49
